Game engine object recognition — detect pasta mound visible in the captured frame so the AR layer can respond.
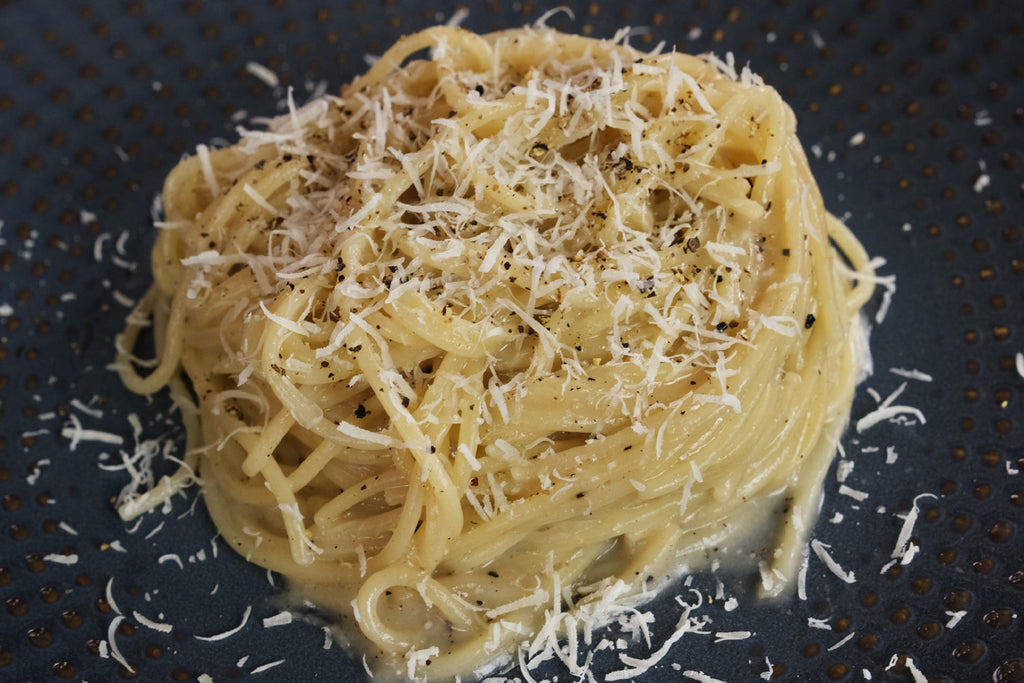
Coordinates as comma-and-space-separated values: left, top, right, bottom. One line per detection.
119, 24, 873, 681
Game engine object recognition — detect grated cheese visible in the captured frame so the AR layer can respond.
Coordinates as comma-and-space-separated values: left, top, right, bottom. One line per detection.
336, 419, 403, 447
713, 631, 751, 642
158, 553, 183, 569
888, 367, 932, 382
262, 611, 294, 628
835, 459, 855, 483
195, 144, 220, 198
827, 631, 856, 651
856, 382, 926, 432
245, 61, 281, 88
251, 659, 286, 674
945, 610, 966, 629
890, 493, 936, 565
904, 656, 929, 683
106, 578, 123, 615
107, 615, 135, 672
61, 414, 125, 450
605, 605, 703, 680
195, 605, 252, 642
42, 552, 78, 565
486, 588, 549, 619
838, 485, 868, 502
810, 540, 855, 584
70, 397, 104, 418
25, 458, 50, 486
243, 183, 280, 215
133, 610, 173, 633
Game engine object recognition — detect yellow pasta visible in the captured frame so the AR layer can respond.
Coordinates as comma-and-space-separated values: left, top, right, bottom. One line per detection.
118, 24, 874, 680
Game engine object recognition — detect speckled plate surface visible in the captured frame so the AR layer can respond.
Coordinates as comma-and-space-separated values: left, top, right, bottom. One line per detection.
1, 1, 1022, 681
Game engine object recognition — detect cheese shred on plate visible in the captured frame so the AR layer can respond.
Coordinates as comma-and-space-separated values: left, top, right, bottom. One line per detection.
116, 22, 877, 681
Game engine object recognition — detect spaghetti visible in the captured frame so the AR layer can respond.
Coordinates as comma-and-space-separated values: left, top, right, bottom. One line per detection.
118, 24, 874, 680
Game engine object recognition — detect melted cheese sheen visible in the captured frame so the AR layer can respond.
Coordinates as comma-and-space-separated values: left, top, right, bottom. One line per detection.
118, 24, 875, 681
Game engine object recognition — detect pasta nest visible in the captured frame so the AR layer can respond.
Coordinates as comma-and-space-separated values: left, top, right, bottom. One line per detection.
119, 24, 872, 680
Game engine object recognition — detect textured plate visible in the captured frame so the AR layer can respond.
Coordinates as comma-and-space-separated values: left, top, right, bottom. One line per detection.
1, 1, 1022, 681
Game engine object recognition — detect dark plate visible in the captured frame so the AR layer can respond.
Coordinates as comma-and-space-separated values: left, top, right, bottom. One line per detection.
1, 1, 1022, 681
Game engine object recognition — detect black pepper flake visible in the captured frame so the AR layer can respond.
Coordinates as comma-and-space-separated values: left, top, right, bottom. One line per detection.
254, 159, 265, 170
685, 236, 701, 252
282, 154, 293, 162
804, 313, 816, 329
503, 261, 511, 270
401, 396, 410, 408
716, 321, 728, 332
270, 363, 284, 375
354, 404, 368, 419
576, 492, 585, 498
487, 571, 499, 578
781, 248, 790, 256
